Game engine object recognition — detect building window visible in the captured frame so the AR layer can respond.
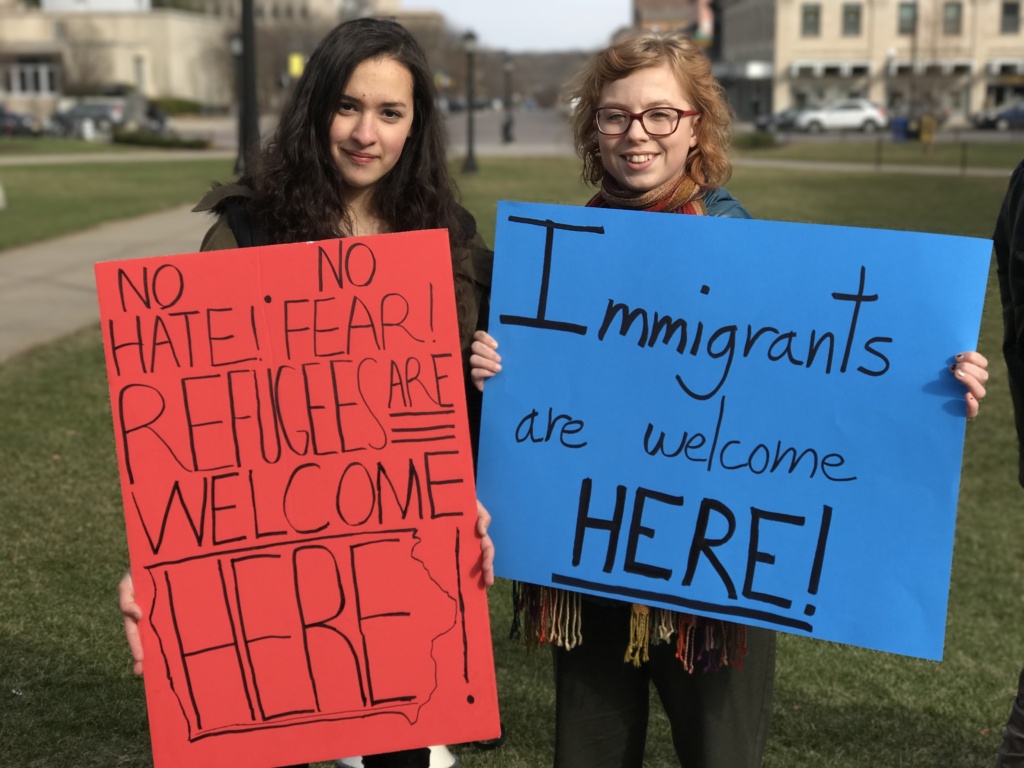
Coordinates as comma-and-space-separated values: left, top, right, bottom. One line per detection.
802, 4, 821, 36
842, 4, 862, 35
943, 2, 962, 34
1003, 2, 1021, 34
898, 2, 917, 34
12, 59, 58, 95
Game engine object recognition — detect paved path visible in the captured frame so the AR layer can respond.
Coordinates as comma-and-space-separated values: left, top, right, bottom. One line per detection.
0, 204, 206, 364
0, 149, 236, 167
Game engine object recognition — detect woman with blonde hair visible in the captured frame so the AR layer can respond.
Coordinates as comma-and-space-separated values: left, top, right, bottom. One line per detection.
471, 31, 988, 768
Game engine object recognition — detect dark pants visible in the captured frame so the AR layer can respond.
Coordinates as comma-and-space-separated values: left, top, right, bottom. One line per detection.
997, 668, 1024, 767
553, 600, 775, 768
362, 748, 432, 767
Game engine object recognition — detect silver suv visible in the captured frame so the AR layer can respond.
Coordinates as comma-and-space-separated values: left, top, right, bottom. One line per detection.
49, 99, 127, 136
794, 98, 889, 133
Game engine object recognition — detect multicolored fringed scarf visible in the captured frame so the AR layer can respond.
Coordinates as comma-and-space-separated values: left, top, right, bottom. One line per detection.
586, 170, 708, 216
510, 171, 748, 674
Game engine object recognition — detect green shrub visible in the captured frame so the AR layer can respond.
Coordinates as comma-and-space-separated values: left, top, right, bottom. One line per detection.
732, 131, 778, 150
151, 97, 203, 116
111, 129, 211, 149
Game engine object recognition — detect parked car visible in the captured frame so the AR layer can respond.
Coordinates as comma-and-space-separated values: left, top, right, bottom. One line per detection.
0, 105, 42, 136
793, 98, 888, 133
49, 98, 128, 136
444, 96, 493, 114
754, 106, 806, 132
973, 100, 1024, 131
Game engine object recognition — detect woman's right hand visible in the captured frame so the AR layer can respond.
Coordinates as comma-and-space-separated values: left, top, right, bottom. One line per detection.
470, 330, 502, 392
118, 570, 145, 676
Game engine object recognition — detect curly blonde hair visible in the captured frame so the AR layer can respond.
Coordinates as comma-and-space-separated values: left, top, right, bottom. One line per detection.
566, 32, 733, 189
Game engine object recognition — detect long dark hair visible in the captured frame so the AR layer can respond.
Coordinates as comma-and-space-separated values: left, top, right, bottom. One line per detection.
246, 18, 465, 245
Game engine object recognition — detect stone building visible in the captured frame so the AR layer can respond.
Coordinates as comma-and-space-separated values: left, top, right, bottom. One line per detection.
0, 0, 233, 119
717, 0, 1024, 124
0, 0, 407, 121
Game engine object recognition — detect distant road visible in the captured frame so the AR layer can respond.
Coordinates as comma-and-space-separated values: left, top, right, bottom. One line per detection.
0, 109, 1017, 175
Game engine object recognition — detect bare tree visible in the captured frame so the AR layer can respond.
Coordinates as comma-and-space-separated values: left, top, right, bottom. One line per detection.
62, 20, 114, 96
254, 20, 324, 113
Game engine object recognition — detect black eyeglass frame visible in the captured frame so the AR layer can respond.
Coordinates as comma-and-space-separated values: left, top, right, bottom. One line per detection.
593, 107, 699, 137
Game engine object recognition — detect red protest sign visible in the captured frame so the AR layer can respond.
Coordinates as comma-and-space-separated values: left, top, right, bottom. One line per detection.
95, 231, 499, 768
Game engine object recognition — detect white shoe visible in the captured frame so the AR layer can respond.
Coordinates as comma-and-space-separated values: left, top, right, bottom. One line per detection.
335, 745, 459, 768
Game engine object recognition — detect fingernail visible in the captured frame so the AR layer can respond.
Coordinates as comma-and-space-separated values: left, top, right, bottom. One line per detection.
955, 354, 964, 361
956, 369, 965, 378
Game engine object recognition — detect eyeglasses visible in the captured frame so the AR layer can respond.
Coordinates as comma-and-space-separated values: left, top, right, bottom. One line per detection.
594, 107, 699, 137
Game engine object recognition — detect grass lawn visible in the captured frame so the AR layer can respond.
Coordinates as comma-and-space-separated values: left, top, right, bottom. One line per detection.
0, 136, 149, 156
0, 159, 234, 252
1, 155, 1021, 767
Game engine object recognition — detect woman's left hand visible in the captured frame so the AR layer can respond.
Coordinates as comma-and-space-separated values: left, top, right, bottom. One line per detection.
951, 350, 989, 419
470, 331, 501, 393
476, 499, 495, 588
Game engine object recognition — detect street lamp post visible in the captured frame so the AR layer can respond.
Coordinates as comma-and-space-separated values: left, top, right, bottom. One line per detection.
230, 32, 243, 171
502, 54, 514, 144
234, 0, 259, 177
462, 30, 478, 174
884, 46, 896, 110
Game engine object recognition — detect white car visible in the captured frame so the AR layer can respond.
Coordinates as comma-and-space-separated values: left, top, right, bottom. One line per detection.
794, 98, 888, 134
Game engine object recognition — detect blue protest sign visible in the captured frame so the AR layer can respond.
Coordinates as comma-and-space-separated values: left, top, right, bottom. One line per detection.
476, 201, 990, 661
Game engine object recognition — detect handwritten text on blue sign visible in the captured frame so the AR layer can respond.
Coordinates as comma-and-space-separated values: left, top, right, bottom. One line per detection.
476, 201, 990, 661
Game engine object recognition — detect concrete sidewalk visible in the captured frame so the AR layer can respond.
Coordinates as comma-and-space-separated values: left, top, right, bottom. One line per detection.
0, 204, 210, 364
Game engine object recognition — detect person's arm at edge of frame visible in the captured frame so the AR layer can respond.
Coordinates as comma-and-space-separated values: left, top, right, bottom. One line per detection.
995, 158, 1024, 486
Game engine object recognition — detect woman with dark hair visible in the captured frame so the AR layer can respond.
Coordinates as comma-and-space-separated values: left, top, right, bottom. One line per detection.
200, 16, 470, 248
470, 31, 988, 768
117, 17, 494, 768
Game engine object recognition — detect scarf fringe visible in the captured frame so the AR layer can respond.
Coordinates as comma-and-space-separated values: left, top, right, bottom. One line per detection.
625, 604, 650, 666
510, 581, 582, 651
512, 583, 747, 673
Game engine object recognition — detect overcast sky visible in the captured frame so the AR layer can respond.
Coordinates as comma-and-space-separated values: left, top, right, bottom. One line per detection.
398, 0, 633, 52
